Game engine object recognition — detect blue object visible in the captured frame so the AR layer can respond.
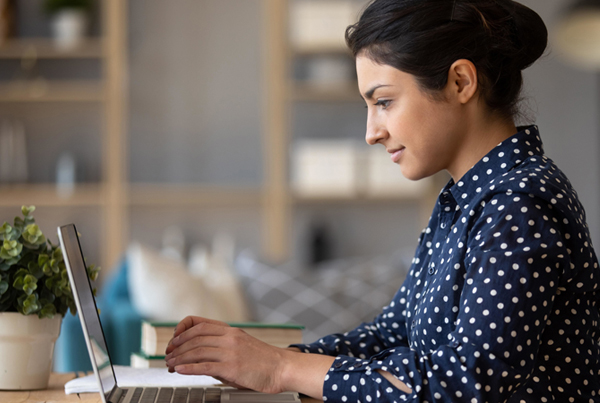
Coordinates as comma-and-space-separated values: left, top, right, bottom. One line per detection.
53, 256, 143, 372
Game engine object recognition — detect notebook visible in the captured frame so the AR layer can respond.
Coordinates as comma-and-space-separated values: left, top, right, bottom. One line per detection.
58, 224, 300, 403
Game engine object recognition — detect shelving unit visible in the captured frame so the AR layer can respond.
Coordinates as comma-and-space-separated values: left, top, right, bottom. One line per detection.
262, 0, 440, 261
0, 0, 439, 271
0, 0, 127, 271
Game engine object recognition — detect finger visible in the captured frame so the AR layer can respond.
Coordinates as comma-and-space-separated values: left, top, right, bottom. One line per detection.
167, 335, 224, 359
167, 316, 220, 354
172, 321, 230, 347
167, 346, 227, 369
173, 316, 198, 338
174, 361, 228, 379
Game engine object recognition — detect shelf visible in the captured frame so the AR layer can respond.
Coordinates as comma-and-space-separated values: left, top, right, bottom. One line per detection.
0, 183, 105, 207
0, 80, 104, 102
128, 184, 263, 207
0, 38, 103, 59
293, 192, 426, 205
291, 43, 351, 56
291, 82, 362, 102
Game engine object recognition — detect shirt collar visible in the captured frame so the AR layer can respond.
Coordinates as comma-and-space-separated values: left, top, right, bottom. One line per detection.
447, 125, 544, 208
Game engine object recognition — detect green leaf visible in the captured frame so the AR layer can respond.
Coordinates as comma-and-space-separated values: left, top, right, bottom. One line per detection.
22, 224, 46, 246
13, 216, 24, 230
52, 248, 63, 261
21, 206, 35, 217
23, 274, 37, 295
20, 293, 39, 315
12, 276, 24, 290
0, 281, 8, 295
38, 254, 49, 267
87, 264, 101, 282
0, 222, 11, 237
28, 261, 44, 279
39, 303, 57, 318
42, 263, 53, 276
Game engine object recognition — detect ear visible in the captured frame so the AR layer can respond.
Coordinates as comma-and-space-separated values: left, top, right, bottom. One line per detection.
446, 59, 478, 104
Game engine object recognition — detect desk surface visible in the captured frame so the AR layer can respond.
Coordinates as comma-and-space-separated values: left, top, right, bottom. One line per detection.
0, 373, 321, 403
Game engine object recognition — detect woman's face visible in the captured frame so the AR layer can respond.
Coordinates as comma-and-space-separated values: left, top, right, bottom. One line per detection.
357, 56, 467, 181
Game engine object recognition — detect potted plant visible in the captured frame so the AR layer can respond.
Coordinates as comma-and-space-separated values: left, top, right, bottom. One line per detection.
43, 0, 93, 51
0, 206, 99, 390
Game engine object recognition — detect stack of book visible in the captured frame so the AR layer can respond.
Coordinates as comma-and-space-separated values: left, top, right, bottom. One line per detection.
130, 320, 305, 368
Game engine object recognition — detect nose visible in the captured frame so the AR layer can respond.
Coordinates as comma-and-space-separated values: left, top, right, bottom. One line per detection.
365, 112, 387, 146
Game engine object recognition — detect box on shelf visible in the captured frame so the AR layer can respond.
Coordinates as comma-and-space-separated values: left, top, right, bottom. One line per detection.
292, 140, 432, 199
291, 139, 360, 198
289, 0, 363, 51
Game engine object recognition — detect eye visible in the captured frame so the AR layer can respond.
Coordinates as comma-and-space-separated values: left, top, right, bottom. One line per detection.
374, 99, 392, 109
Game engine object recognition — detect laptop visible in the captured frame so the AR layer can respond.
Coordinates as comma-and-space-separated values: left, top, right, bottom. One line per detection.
58, 223, 301, 403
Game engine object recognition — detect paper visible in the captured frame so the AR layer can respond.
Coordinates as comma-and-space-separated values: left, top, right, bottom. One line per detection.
65, 365, 220, 394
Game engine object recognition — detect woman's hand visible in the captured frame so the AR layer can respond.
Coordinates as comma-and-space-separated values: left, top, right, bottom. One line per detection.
165, 316, 299, 394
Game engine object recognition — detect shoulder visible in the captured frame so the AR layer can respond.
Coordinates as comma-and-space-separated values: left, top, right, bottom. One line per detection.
478, 154, 581, 218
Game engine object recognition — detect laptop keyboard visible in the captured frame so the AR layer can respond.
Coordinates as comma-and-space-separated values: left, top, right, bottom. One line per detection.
120, 386, 298, 403
123, 387, 211, 403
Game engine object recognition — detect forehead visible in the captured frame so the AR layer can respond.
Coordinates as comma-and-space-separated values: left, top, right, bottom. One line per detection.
356, 56, 416, 94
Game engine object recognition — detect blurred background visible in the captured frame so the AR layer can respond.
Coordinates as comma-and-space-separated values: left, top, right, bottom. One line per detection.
0, 0, 599, 368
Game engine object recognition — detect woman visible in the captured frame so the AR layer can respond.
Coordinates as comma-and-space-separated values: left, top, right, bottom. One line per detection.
165, 0, 600, 401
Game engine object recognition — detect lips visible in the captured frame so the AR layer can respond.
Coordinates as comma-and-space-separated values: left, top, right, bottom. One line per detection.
388, 147, 405, 163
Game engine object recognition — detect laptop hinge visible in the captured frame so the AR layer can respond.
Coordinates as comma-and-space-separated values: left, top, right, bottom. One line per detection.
106, 386, 124, 403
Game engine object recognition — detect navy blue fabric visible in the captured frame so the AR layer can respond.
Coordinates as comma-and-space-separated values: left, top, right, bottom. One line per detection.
292, 126, 600, 402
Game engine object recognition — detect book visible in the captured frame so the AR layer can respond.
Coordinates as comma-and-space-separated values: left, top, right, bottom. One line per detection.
140, 320, 304, 356
130, 352, 168, 369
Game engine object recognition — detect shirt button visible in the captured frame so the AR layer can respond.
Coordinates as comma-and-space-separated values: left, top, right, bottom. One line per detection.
411, 320, 417, 328
428, 267, 435, 275
449, 340, 459, 348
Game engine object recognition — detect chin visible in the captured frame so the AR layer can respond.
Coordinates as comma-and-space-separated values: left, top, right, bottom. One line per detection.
400, 166, 437, 182
400, 168, 427, 182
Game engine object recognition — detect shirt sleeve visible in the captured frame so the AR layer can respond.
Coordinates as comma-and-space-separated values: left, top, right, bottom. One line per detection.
295, 190, 571, 402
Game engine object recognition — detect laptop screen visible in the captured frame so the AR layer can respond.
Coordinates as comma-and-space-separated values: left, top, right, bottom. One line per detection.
58, 224, 116, 402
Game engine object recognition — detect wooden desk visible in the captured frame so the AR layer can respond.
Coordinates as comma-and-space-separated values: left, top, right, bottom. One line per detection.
0, 373, 321, 403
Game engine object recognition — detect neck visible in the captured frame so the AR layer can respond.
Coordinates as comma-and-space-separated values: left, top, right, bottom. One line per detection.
448, 111, 517, 182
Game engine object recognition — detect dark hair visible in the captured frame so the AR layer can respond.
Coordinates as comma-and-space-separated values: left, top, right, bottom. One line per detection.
345, 0, 548, 120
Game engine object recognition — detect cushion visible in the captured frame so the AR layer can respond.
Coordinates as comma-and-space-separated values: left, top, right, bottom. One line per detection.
127, 242, 250, 323
235, 251, 409, 344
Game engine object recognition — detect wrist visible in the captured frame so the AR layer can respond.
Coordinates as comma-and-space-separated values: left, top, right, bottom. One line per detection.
278, 347, 301, 392
277, 348, 335, 400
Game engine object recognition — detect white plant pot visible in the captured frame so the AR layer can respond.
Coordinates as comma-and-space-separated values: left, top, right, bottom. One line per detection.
0, 312, 62, 390
51, 9, 88, 51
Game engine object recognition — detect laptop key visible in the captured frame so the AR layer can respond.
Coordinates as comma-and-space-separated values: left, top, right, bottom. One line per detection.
140, 387, 158, 403
156, 388, 173, 403
129, 387, 144, 403
204, 388, 221, 403
189, 388, 205, 403
172, 388, 190, 403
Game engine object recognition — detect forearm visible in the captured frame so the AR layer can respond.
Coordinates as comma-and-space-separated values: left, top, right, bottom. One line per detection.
280, 349, 335, 400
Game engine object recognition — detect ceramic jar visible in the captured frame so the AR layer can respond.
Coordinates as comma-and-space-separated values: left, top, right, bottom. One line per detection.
0, 312, 62, 390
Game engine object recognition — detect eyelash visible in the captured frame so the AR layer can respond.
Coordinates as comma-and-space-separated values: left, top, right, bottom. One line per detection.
366, 99, 392, 109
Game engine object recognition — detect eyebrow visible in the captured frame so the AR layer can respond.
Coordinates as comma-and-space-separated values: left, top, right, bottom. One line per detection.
363, 84, 392, 100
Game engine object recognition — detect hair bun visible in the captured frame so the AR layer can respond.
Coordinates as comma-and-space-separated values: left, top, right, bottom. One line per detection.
509, 1, 548, 70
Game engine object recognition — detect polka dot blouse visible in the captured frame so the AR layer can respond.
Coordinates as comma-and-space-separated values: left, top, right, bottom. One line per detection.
292, 126, 600, 402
